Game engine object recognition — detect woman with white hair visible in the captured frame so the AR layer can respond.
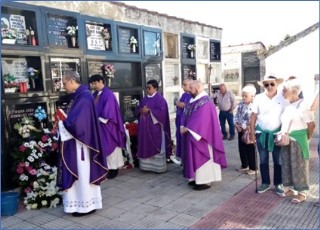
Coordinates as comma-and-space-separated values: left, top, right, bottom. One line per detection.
234, 84, 258, 175
280, 78, 315, 203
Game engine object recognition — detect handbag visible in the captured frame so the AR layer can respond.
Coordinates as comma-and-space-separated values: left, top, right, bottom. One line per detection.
241, 129, 252, 144
274, 100, 303, 146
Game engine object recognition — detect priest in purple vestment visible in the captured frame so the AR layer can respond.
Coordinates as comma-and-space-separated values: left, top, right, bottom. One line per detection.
136, 79, 172, 173
181, 80, 227, 191
57, 71, 108, 216
174, 78, 192, 163
89, 74, 126, 179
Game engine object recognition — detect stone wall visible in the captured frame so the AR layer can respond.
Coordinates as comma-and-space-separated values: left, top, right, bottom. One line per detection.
20, 1, 222, 39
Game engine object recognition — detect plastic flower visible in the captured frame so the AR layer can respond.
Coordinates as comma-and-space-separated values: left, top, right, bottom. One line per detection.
34, 106, 47, 122
27, 67, 39, 80
3, 73, 19, 89
129, 36, 138, 46
102, 64, 116, 78
66, 26, 78, 37
101, 28, 111, 40
187, 44, 196, 51
2, 28, 17, 39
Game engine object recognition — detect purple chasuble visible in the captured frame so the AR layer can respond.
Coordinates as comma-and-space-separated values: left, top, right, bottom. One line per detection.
59, 85, 108, 190
137, 92, 172, 158
175, 92, 192, 158
182, 95, 227, 179
93, 87, 126, 158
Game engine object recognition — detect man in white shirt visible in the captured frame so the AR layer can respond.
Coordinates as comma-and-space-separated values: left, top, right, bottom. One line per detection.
250, 75, 288, 196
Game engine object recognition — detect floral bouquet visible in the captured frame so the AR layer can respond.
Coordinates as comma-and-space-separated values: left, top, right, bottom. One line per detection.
129, 36, 138, 47
3, 73, 19, 89
54, 79, 62, 91
102, 64, 116, 78
66, 25, 78, 37
23, 163, 62, 210
101, 28, 111, 40
27, 67, 39, 80
11, 106, 61, 210
187, 44, 196, 51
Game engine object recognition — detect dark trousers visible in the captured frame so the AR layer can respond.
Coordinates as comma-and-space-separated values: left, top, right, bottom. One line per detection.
238, 131, 256, 170
219, 111, 235, 137
256, 133, 282, 186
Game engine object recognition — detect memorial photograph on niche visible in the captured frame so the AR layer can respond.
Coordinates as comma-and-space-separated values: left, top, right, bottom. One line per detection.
118, 26, 139, 54
85, 22, 112, 51
87, 61, 142, 89
50, 57, 81, 92
145, 63, 162, 86
46, 13, 78, 48
164, 33, 178, 59
143, 30, 161, 56
182, 36, 195, 59
119, 92, 142, 122
1, 6, 38, 46
2, 56, 43, 93
210, 40, 221, 61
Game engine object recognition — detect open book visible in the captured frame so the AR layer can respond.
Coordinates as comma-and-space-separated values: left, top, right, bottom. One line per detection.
54, 108, 67, 121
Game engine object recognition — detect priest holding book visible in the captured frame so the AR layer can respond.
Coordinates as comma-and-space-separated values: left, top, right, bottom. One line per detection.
89, 74, 126, 179
57, 71, 108, 217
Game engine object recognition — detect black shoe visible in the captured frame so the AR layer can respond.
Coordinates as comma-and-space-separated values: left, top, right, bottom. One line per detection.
193, 184, 211, 191
228, 136, 235, 141
222, 136, 228, 140
72, 210, 96, 217
107, 169, 118, 179
166, 157, 174, 164
188, 181, 196, 186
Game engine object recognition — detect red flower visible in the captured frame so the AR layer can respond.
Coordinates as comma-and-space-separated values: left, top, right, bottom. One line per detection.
19, 145, 27, 152
51, 142, 58, 150
24, 187, 32, 194
16, 167, 24, 174
41, 135, 49, 142
25, 166, 32, 171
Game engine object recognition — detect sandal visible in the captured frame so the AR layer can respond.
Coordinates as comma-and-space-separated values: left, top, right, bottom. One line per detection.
285, 189, 297, 197
291, 193, 306, 204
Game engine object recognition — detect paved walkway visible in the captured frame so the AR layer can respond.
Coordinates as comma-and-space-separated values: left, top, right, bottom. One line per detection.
2, 136, 319, 229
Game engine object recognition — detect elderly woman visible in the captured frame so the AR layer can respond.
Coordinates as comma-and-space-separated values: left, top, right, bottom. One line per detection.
234, 84, 257, 175
280, 78, 315, 203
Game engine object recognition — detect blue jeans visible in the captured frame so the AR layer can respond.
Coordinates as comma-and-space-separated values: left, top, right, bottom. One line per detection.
219, 111, 235, 137
256, 133, 282, 185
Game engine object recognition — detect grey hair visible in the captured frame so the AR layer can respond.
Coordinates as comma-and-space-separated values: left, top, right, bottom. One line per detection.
63, 71, 81, 84
242, 84, 257, 96
284, 78, 302, 95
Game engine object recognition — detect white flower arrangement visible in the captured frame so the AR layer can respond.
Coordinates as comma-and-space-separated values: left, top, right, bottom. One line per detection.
66, 26, 78, 37
187, 44, 196, 51
129, 36, 138, 46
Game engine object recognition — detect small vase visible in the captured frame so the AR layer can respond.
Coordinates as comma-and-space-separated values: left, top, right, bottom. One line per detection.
31, 35, 36, 46
105, 40, 109, 50
71, 37, 76, 47
30, 79, 36, 89
20, 82, 28, 93
190, 51, 194, 58
106, 77, 111, 87
132, 44, 136, 53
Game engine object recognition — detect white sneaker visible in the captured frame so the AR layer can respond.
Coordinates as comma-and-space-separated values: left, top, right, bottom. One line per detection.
170, 155, 181, 165
237, 167, 249, 172
246, 170, 258, 175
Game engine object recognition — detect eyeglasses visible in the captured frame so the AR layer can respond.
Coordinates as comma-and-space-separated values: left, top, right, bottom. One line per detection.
264, 82, 275, 88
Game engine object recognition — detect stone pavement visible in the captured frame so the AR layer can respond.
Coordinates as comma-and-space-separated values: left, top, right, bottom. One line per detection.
2, 136, 319, 229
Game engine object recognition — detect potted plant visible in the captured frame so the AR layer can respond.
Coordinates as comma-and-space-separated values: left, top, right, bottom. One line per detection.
3, 73, 19, 93
2, 28, 17, 44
